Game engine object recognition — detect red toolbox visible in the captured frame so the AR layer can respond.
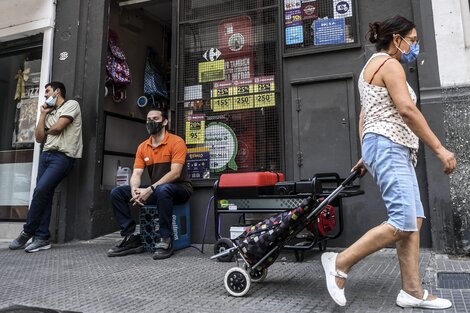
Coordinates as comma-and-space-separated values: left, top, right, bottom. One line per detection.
219, 172, 284, 188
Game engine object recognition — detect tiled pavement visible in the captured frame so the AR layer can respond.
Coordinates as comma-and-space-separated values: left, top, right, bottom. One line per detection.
0, 234, 468, 313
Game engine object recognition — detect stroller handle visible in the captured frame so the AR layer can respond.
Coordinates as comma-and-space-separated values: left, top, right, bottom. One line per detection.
342, 168, 361, 186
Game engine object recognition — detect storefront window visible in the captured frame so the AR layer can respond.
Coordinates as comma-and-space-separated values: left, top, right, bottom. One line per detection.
284, 0, 358, 52
178, 0, 281, 180
0, 37, 42, 220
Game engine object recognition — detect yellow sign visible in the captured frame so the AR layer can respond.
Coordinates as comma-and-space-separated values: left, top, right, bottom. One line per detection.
211, 81, 233, 98
185, 114, 206, 144
198, 60, 225, 83
233, 95, 254, 110
255, 82, 275, 93
233, 78, 254, 95
211, 97, 233, 112
234, 84, 254, 95
254, 93, 275, 108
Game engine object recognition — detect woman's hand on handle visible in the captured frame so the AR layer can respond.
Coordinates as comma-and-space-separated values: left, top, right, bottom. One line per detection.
351, 158, 367, 177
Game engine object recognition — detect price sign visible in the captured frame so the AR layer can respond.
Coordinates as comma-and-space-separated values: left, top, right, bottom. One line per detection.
254, 93, 275, 108
185, 114, 205, 144
232, 78, 253, 110
233, 78, 253, 95
211, 97, 233, 112
212, 81, 233, 98
254, 76, 275, 93
236, 85, 251, 94
233, 94, 253, 110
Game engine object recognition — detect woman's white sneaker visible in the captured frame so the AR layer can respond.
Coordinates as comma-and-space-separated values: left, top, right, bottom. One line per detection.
396, 289, 452, 309
321, 252, 347, 306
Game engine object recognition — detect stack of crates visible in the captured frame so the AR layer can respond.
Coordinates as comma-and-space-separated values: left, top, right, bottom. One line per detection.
140, 202, 191, 252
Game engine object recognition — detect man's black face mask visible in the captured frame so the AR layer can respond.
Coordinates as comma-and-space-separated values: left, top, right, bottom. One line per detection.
146, 120, 164, 135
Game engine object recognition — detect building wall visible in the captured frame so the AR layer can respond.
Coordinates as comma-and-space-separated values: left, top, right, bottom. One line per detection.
432, 0, 470, 254
432, 0, 470, 86
0, 0, 55, 41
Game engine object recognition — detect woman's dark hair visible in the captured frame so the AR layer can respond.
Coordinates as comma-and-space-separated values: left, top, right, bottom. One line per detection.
45, 81, 66, 98
367, 15, 415, 51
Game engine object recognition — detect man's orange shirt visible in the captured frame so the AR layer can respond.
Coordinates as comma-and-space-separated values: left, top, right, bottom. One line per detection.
134, 132, 192, 191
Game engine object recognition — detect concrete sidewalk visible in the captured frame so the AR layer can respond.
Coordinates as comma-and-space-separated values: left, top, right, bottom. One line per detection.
0, 234, 469, 313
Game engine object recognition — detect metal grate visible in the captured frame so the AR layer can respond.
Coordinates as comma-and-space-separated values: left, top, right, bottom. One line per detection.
177, 1, 281, 180
437, 272, 470, 289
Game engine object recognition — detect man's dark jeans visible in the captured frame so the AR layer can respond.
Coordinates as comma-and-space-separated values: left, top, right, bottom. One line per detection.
111, 183, 191, 238
24, 151, 75, 240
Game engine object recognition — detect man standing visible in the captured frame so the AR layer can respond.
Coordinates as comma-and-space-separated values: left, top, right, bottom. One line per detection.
107, 108, 192, 259
9, 81, 83, 253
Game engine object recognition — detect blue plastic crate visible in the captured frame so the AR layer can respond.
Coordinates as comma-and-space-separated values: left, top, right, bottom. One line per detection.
140, 202, 191, 252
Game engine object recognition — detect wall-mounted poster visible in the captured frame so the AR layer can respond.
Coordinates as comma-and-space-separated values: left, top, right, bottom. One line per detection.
184, 84, 203, 109
333, 0, 353, 19
232, 78, 254, 110
186, 147, 210, 179
219, 16, 254, 81
253, 75, 275, 108
301, 0, 318, 20
198, 60, 225, 83
13, 98, 38, 146
205, 122, 238, 172
313, 18, 346, 45
286, 25, 304, 45
285, 9, 302, 26
185, 114, 206, 144
284, 0, 301, 10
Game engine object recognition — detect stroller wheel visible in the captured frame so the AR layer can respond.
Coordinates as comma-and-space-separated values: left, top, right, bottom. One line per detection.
214, 238, 235, 262
224, 267, 251, 297
318, 240, 327, 251
249, 267, 268, 283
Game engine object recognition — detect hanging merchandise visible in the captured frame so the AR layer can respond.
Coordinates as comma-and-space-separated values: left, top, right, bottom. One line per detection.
142, 47, 168, 108
14, 68, 30, 101
106, 29, 132, 103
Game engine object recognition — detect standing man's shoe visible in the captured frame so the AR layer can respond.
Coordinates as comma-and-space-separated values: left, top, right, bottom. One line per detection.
107, 234, 144, 257
152, 237, 173, 260
9, 231, 33, 250
25, 239, 51, 253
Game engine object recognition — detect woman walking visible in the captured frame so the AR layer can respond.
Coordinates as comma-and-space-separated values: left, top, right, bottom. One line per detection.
321, 15, 457, 309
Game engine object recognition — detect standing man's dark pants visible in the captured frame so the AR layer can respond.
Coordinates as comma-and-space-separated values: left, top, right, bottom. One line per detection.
111, 183, 191, 238
24, 151, 74, 240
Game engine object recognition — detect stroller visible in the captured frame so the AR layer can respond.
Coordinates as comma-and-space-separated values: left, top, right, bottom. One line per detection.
210, 169, 362, 297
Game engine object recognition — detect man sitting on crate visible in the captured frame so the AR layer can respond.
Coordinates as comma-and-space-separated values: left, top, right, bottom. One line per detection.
107, 108, 192, 259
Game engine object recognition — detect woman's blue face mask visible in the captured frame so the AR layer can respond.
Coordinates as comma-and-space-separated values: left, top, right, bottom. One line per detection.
396, 35, 420, 64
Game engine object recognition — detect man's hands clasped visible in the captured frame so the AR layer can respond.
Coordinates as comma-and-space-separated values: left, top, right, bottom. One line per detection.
130, 187, 153, 207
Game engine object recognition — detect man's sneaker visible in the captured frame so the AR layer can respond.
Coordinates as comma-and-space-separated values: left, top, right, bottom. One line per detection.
9, 231, 32, 250
152, 237, 173, 260
25, 239, 51, 253
107, 234, 144, 257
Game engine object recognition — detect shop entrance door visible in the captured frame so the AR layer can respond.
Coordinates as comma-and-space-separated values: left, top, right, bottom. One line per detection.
0, 42, 42, 223
291, 76, 358, 181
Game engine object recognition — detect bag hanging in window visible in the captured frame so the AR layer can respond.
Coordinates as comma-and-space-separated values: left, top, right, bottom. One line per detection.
143, 47, 168, 104
106, 30, 132, 102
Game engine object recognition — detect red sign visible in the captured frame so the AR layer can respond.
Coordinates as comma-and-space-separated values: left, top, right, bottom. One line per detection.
301, 1, 318, 20
219, 16, 254, 81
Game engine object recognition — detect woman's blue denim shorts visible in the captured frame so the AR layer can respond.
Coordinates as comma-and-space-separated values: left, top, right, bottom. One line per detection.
362, 133, 425, 232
